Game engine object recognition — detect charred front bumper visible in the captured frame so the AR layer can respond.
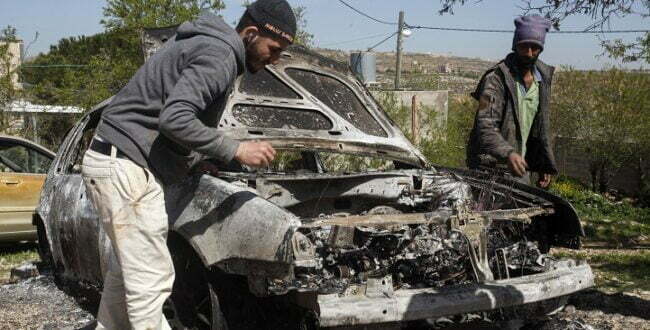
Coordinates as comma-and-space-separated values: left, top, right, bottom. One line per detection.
315, 259, 593, 327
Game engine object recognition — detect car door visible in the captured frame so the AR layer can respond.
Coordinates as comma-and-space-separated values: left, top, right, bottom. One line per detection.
0, 138, 53, 242
44, 112, 105, 284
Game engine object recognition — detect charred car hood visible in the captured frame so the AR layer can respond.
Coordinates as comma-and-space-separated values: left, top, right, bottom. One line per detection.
217, 46, 427, 167
140, 28, 426, 166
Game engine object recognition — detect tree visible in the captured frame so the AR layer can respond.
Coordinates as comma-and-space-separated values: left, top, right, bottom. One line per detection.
19, 29, 143, 148
423, 96, 475, 168
438, 0, 650, 64
0, 25, 19, 132
602, 31, 650, 64
550, 69, 650, 192
23, 29, 142, 108
22, 1, 227, 148
102, 0, 225, 31
26, 0, 228, 107
292, 6, 314, 47
378, 90, 475, 168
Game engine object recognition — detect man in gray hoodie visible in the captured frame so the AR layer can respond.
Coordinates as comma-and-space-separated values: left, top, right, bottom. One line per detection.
80, 1, 296, 328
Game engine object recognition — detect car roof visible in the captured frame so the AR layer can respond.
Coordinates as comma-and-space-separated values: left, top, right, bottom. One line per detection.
0, 135, 56, 158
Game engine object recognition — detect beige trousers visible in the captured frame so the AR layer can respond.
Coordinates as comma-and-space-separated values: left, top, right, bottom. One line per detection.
82, 147, 174, 330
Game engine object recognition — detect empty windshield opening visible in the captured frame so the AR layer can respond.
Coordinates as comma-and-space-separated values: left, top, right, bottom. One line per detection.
263, 150, 395, 174
285, 68, 388, 137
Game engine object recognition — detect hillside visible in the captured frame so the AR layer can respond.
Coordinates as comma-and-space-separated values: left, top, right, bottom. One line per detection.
315, 48, 496, 94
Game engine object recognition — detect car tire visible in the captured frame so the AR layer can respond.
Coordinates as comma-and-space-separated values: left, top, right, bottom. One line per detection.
165, 235, 228, 330
35, 216, 67, 287
35, 216, 54, 270
165, 235, 317, 330
209, 270, 319, 330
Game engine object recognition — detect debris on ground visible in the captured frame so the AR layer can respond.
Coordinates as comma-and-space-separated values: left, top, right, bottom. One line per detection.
1, 262, 648, 329
0, 275, 650, 330
10, 262, 39, 281
0, 270, 95, 329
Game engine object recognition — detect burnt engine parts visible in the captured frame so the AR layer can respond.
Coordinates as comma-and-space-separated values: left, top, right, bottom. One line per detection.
269, 174, 550, 295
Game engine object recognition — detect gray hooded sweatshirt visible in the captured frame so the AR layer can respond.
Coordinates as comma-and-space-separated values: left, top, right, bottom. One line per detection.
96, 12, 245, 184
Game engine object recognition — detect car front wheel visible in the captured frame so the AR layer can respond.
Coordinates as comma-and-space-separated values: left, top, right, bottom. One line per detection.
35, 217, 53, 267
165, 235, 227, 330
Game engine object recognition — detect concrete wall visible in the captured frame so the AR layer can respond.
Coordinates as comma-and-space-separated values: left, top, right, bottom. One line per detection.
554, 137, 649, 195
371, 90, 448, 143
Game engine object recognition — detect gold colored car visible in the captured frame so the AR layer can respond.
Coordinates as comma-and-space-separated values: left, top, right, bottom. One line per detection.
0, 135, 54, 242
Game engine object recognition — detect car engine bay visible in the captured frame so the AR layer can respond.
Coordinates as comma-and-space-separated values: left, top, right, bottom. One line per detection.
219, 169, 563, 297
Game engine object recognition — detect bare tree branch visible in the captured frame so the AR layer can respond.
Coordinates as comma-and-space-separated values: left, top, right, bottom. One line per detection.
437, 0, 650, 63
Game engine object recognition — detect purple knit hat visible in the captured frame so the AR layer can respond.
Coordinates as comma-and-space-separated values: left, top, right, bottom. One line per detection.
512, 15, 551, 50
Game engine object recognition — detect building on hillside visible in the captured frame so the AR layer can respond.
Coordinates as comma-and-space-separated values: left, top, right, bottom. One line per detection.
438, 63, 453, 74
0, 39, 24, 90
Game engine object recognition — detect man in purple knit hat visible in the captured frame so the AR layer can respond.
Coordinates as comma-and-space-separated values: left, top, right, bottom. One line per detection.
467, 15, 557, 188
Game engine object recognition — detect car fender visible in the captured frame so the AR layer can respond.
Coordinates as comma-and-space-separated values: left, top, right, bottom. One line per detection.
165, 175, 300, 277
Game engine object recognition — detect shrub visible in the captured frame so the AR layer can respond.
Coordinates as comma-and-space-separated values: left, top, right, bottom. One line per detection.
550, 176, 650, 245
377, 92, 475, 168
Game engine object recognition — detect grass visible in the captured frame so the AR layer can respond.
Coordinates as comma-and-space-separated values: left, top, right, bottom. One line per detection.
550, 177, 650, 246
550, 177, 650, 294
0, 243, 39, 284
553, 248, 650, 293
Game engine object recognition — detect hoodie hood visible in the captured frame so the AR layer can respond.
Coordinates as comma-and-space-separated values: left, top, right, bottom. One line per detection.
176, 12, 246, 74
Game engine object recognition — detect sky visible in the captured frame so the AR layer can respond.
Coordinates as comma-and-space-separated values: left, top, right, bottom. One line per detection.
1, 0, 648, 69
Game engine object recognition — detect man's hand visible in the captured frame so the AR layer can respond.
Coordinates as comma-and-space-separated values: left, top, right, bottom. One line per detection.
537, 173, 552, 189
234, 141, 276, 168
507, 152, 528, 177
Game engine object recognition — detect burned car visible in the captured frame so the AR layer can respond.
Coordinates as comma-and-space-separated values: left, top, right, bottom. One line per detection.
36, 46, 593, 329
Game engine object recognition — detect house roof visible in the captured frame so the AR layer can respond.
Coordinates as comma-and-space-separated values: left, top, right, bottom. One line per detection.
4, 100, 83, 114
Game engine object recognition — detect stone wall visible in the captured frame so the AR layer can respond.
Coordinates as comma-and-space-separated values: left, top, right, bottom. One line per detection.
371, 90, 448, 143
554, 137, 649, 195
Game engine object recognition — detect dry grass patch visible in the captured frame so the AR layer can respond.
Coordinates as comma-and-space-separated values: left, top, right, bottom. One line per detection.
0, 243, 39, 284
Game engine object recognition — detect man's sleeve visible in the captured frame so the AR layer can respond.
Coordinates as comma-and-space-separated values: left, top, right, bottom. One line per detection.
159, 47, 241, 163
474, 74, 515, 160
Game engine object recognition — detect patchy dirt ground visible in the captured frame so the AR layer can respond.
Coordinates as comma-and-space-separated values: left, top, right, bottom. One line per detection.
1, 272, 648, 329
0, 249, 648, 329
0, 274, 96, 330
556, 289, 650, 330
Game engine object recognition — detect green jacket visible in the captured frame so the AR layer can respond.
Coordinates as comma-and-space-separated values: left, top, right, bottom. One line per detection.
466, 53, 558, 175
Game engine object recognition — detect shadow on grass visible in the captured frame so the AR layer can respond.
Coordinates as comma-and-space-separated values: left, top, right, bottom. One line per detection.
0, 242, 38, 254
590, 252, 650, 292
583, 222, 650, 247
0, 242, 39, 285
0, 242, 39, 270
570, 289, 650, 320
554, 249, 650, 291
582, 243, 650, 250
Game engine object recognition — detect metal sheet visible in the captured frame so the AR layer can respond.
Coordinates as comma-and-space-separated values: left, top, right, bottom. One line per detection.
166, 176, 300, 275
